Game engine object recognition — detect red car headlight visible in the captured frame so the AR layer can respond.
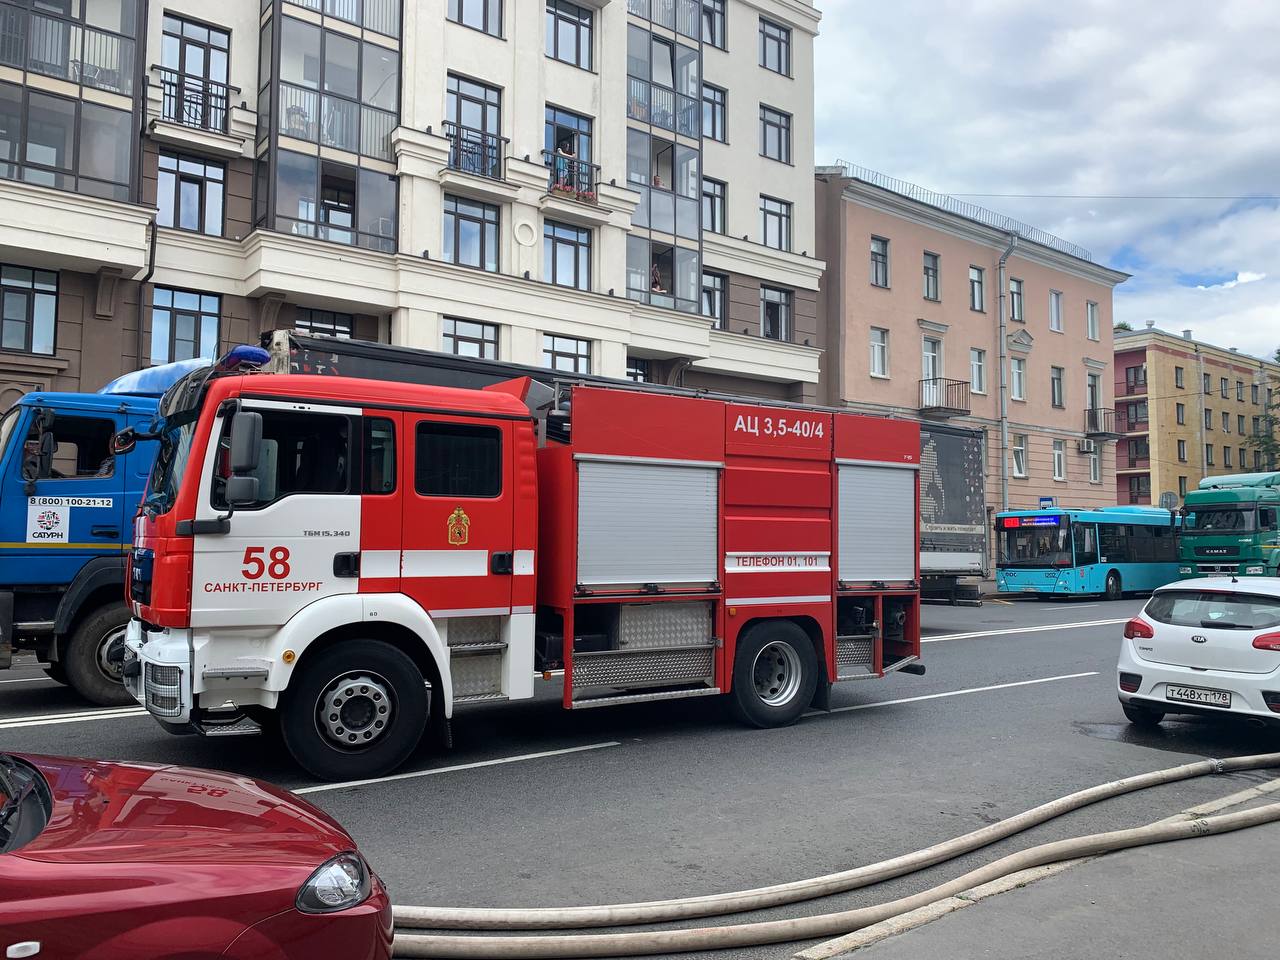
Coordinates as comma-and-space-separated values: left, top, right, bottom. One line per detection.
296, 852, 373, 914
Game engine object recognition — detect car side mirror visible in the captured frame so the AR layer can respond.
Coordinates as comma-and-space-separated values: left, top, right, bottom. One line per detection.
111, 427, 137, 455
37, 430, 54, 478
229, 411, 262, 474
225, 474, 259, 507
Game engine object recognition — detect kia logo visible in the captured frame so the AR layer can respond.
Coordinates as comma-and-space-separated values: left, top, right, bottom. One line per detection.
1191, 635, 1208, 644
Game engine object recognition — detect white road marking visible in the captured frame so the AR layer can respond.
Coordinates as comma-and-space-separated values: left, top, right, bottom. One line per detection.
294, 741, 622, 795
0, 676, 51, 685
0, 706, 147, 729
809, 672, 1100, 718
924, 618, 1128, 643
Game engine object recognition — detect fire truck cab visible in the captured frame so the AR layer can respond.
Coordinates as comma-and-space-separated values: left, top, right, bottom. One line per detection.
125, 357, 922, 781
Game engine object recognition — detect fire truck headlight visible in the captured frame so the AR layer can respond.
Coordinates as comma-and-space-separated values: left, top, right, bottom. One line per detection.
296, 853, 372, 913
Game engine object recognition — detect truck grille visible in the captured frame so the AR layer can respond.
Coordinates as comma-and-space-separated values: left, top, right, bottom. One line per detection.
145, 663, 183, 718
1196, 563, 1240, 576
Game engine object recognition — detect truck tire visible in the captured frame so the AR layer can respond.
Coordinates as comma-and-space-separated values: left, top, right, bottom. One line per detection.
1105, 571, 1123, 601
729, 621, 819, 729
42, 661, 68, 685
63, 605, 134, 706
281, 640, 429, 782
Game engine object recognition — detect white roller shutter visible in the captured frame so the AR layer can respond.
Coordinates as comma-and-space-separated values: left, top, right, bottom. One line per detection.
838, 464, 916, 582
578, 459, 718, 585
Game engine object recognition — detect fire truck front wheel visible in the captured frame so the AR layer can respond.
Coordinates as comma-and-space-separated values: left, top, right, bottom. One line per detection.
729, 622, 819, 728
281, 639, 429, 781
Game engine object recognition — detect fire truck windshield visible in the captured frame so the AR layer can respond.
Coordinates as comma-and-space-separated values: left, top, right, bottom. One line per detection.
144, 414, 198, 516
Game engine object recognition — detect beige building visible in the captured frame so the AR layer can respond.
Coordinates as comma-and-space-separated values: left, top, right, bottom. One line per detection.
0, 0, 825, 404
1114, 324, 1280, 506
814, 164, 1130, 539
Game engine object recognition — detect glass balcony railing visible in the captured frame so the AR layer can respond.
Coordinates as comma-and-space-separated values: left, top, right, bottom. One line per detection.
0, 5, 135, 95
627, 76, 698, 137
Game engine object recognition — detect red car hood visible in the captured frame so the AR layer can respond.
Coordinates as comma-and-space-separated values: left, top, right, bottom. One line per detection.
11, 754, 353, 868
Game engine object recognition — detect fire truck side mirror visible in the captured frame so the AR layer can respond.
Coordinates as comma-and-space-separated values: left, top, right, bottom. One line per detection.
228, 411, 263, 474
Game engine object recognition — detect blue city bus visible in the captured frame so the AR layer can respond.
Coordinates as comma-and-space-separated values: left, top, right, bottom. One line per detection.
995, 506, 1181, 599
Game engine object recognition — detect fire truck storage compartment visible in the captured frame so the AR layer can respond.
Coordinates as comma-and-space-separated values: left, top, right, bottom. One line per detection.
837, 463, 916, 583
576, 458, 719, 588
442, 616, 507, 700
570, 601, 716, 695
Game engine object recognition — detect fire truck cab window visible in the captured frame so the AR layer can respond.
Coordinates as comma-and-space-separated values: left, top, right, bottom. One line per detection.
363, 417, 396, 494
415, 422, 501, 498
213, 410, 350, 508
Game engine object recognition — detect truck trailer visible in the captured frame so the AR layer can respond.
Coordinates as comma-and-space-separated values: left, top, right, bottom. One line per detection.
918, 424, 987, 603
1178, 472, 1280, 578
123, 336, 924, 780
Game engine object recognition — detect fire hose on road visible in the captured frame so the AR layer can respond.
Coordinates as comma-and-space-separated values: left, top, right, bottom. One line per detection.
392, 751, 1280, 958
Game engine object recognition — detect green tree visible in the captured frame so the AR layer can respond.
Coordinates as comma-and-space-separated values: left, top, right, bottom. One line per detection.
1114, 320, 1133, 332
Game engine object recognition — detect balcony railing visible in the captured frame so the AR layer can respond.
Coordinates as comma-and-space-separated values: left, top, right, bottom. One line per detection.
0, 6, 135, 95
1084, 407, 1122, 439
155, 67, 232, 134
1126, 456, 1151, 470
627, 0, 699, 37
1116, 407, 1149, 433
919, 378, 971, 417
544, 151, 600, 204
627, 76, 698, 138
1123, 379, 1147, 396
443, 121, 506, 181
278, 82, 394, 161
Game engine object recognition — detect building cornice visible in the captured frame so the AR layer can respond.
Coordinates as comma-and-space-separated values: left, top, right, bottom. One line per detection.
1115, 327, 1280, 374
703, 233, 825, 291
737, 0, 822, 35
837, 180, 1130, 288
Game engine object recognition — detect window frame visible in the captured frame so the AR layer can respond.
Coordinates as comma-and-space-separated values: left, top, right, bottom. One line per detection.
626, 357, 652, 383
701, 0, 725, 49
701, 270, 727, 329
1052, 439, 1066, 481
702, 177, 726, 234
1010, 357, 1026, 400
759, 285, 792, 342
702, 83, 726, 142
362, 416, 396, 495
1086, 300, 1100, 340
1205, 443, 1214, 466
414, 420, 503, 499
0, 265, 58, 357
923, 252, 939, 301
1176, 402, 1185, 425
1050, 365, 1065, 408
448, 0, 502, 37
758, 104, 791, 163
870, 236, 889, 288
1221, 377, 1229, 399
1175, 366, 1185, 388
443, 194, 500, 272
211, 408, 353, 511
1048, 289, 1063, 332
542, 333, 591, 373
969, 266, 985, 312
758, 17, 791, 76
543, 218, 592, 291
1177, 439, 1187, 462
1011, 433, 1028, 478
759, 194, 791, 251
1008, 276, 1023, 321
443, 317, 499, 359
869, 327, 889, 377
969, 347, 986, 394
294, 308, 354, 338
157, 150, 225, 237
545, 0, 593, 70
150, 286, 219, 365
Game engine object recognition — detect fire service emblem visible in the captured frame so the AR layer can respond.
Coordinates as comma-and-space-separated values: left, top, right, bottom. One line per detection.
447, 507, 471, 546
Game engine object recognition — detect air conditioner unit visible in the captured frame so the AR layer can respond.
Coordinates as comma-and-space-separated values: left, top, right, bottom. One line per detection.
1077, 438, 1096, 454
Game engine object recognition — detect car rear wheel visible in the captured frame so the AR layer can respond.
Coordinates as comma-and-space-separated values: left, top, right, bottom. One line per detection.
281, 640, 429, 782
1105, 571, 1122, 601
729, 621, 819, 728
1123, 702, 1164, 727
63, 605, 134, 706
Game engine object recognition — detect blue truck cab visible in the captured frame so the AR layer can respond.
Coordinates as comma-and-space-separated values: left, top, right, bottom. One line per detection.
0, 361, 203, 704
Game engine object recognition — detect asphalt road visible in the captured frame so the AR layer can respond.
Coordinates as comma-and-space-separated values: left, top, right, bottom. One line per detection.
4, 596, 1279, 959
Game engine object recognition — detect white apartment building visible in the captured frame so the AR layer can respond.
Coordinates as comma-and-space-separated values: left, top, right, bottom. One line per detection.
0, 0, 823, 401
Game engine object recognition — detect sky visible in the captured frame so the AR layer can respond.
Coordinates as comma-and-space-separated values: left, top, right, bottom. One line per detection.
813, 0, 1280, 361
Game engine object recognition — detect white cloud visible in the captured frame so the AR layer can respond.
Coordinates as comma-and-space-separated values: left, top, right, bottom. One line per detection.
813, 0, 1280, 359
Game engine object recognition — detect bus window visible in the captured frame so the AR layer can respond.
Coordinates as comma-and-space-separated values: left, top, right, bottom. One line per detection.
998, 519, 1071, 567
1099, 522, 1128, 563
1073, 522, 1098, 565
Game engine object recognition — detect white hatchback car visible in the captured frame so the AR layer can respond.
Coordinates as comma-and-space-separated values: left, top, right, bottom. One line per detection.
1118, 577, 1280, 728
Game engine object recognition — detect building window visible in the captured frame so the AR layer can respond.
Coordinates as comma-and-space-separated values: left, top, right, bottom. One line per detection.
702, 84, 726, 141
1125, 364, 1146, 391
701, 0, 725, 48
1205, 443, 1214, 466
1128, 475, 1150, 502
870, 327, 889, 377
1086, 301, 1100, 340
1205, 408, 1213, 430
1252, 383, 1260, 404
1256, 450, 1264, 470
545, 105, 593, 198
1220, 377, 1229, 398
0, 266, 56, 356
870, 237, 889, 288
272, 151, 397, 252
445, 74, 503, 178
1203, 372, 1211, 394
1008, 277, 1023, 321
151, 288, 218, 365
1177, 439, 1187, 462
1224, 446, 1233, 468
1175, 366, 1184, 388
1237, 380, 1245, 401
1222, 411, 1230, 433
1010, 357, 1026, 400
1049, 290, 1063, 332
701, 271, 727, 328
543, 334, 590, 373
1011, 434, 1027, 478
1176, 402, 1185, 425
1254, 416, 1263, 436
760, 286, 792, 341
759, 18, 790, 75
759, 105, 791, 163
1050, 365, 1064, 408
160, 15, 231, 131
702, 177, 726, 233
449, 0, 501, 36
760, 195, 791, 250
969, 266, 985, 312
970, 348, 986, 393
295, 308, 353, 338
443, 317, 498, 359
1089, 449, 1101, 483
627, 357, 651, 383
443, 195, 499, 272
1240, 446, 1248, 468
1178, 475, 1188, 497
544, 220, 591, 291
1053, 440, 1066, 480
923, 252, 939, 301
157, 151, 224, 236
546, 0, 592, 69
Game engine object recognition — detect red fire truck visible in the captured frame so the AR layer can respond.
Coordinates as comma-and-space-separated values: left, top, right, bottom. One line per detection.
121, 336, 923, 780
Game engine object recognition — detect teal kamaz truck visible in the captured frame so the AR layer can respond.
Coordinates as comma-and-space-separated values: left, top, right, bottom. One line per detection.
1178, 472, 1280, 578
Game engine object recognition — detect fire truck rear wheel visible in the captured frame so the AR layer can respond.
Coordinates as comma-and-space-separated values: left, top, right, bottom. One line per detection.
281, 640, 429, 781
729, 621, 819, 728
63, 605, 134, 706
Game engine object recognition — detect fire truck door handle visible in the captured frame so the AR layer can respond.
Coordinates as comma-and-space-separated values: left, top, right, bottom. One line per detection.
490, 552, 514, 575
333, 552, 361, 578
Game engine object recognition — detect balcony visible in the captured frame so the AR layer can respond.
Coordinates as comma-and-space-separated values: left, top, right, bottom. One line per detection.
1116, 408, 1149, 433
443, 122, 507, 181
0, 5, 135, 96
1123, 379, 1148, 396
155, 67, 232, 134
627, 0, 701, 37
919, 378, 971, 417
544, 151, 600, 203
627, 77, 699, 138
1084, 407, 1122, 440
